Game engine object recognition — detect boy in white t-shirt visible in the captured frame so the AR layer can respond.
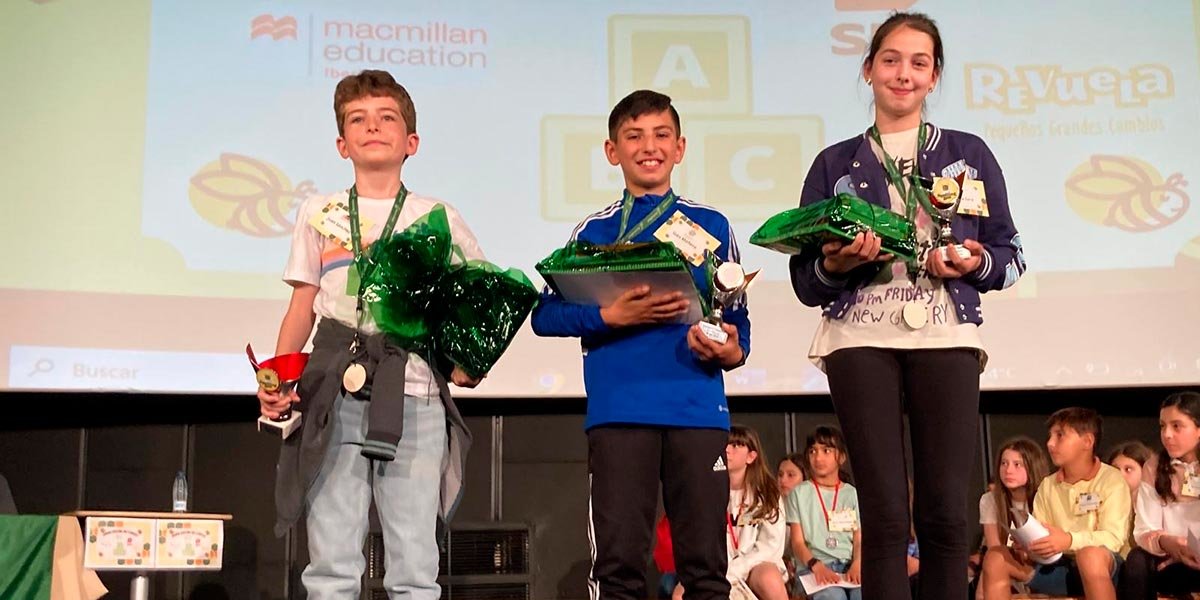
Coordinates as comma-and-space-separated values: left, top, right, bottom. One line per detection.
257, 69, 485, 600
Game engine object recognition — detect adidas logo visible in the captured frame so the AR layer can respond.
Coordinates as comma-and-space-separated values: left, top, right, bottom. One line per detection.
712, 456, 727, 472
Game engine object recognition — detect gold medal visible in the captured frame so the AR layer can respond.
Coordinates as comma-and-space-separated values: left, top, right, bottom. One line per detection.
255, 368, 280, 392
342, 363, 367, 393
902, 302, 928, 329
930, 176, 961, 209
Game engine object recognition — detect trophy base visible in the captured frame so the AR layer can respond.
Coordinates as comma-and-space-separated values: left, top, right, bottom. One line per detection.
257, 411, 302, 439
698, 320, 729, 344
938, 245, 972, 262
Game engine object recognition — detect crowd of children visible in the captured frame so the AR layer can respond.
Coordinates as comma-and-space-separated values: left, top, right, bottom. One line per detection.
654, 392, 1199, 600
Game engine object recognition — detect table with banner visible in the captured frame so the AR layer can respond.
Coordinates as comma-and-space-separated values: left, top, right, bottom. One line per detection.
70, 510, 232, 600
0, 511, 232, 600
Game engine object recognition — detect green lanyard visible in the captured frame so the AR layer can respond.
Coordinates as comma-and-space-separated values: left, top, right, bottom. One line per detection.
615, 189, 676, 244
349, 183, 408, 267
869, 124, 936, 276
347, 183, 408, 347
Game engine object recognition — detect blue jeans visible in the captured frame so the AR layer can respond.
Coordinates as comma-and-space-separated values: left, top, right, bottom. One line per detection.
1027, 549, 1123, 597
302, 393, 447, 600
799, 560, 863, 600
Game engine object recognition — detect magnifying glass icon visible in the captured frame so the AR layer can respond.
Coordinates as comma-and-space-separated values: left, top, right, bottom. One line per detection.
28, 359, 54, 377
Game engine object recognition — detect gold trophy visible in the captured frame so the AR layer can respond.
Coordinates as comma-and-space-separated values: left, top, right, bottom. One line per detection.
246, 344, 308, 439
924, 174, 972, 262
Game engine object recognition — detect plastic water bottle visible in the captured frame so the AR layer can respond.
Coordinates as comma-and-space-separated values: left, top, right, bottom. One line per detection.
172, 471, 189, 512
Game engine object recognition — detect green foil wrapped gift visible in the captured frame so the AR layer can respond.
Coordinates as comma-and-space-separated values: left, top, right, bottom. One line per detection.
437, 262, 539, 378
749, 193, 917, 260
535, 241, 709, 321
360, 205, 538, 377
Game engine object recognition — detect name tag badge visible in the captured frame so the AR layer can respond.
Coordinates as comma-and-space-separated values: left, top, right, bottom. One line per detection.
654, 210, 720, 267
1076, 492, 1101, 514
1182, 473, 1200, 498
829, 508, 857, 532
957, 179, 990, 217
310, 201, 374, 252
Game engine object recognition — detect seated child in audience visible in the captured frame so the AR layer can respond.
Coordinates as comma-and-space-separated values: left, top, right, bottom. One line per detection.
1118, 391, 1200, 600
786, 426, 861, 600
777, 452, 807, 593
986, 407, 1131, 600
778, 452, 806, 498
1107, 440, 1153, 502
727, 425, 789, 600
674, 425, 788, 600
978, 437, 1050, 598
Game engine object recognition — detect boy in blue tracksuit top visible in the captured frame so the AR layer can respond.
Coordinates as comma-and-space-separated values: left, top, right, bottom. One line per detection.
532, 90, 751, 600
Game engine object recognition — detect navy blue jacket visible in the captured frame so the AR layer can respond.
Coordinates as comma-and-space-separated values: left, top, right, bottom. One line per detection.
789, 124, 1026, 325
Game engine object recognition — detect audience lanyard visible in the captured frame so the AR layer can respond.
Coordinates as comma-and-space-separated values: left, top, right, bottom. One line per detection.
726, 492, 748, 552
811, 482, 840, 535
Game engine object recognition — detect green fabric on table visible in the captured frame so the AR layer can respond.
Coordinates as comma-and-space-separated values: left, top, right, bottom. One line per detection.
0, 515, 57, 600
750, 193, 917, 260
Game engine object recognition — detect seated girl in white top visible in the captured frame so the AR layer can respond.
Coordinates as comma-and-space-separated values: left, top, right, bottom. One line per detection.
979, 436, 1049, 599
1118, 392, 1200, 600
676, 424, 789, 600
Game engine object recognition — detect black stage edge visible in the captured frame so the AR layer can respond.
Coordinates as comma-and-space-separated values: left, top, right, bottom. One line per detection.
2, 384, 1195, 430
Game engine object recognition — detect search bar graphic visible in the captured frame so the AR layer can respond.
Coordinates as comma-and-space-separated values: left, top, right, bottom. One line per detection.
9, 346, 254, 393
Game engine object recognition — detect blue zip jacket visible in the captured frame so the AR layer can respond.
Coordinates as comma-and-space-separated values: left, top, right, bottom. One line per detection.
789, 124, 1026, 324
531, 190, 751, 430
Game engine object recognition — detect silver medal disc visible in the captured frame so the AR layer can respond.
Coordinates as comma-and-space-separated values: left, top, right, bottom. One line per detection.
902, 302, 928, 330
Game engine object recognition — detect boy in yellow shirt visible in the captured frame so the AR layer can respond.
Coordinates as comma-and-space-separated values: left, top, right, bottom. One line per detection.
1019, 407, 1131, 600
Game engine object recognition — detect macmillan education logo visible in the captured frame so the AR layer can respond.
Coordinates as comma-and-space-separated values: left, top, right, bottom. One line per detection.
250, 14, 298, 41
242, 14, 491, 78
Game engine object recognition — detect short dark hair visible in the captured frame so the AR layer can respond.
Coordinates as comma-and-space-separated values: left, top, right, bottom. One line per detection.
607, 89, 681, 141
1046, 407, 1103, 449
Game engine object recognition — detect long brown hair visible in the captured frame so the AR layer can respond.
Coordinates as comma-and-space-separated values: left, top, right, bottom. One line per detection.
1156, 391, 1200, 503
729, 424, 781, 522
990, 437, 1049, 542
